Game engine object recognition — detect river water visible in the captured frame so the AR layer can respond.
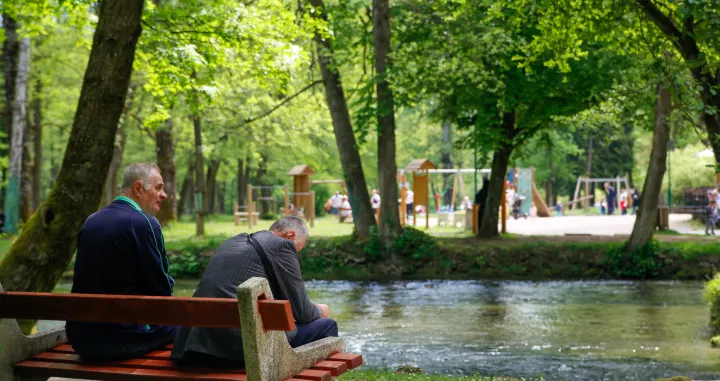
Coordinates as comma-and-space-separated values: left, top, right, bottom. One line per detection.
49, 280, 720, 380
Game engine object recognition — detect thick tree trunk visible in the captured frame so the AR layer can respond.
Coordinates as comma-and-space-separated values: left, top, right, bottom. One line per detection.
440, 121, 453, 207
31, 77, 42, 210
0, 0, 145, 294
156, 118, 177, 226
479, 111, 515, 239
103, 126, 126, 206
1, 14, 19, 209
373, 0, 401, 241
193, 112, 206, 236
627, 85, 670, 252
177, 159, 195, 218
5, 37, 30, 234
308, 0, 375, 239
206, 159, 221, 215
20, 111, 33, 222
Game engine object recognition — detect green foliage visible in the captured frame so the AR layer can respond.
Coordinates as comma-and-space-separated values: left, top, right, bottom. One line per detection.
604, 240, 662, 279
360, 226, 440, 261
166, 235, 228, 278
704, 272, 720, 336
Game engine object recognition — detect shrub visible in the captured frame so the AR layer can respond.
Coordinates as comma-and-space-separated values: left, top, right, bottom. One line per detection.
704, 273, 720, 336
604, 240, 662, 279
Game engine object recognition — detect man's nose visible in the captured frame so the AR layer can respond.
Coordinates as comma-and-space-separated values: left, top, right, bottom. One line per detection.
160, 190, 168, 200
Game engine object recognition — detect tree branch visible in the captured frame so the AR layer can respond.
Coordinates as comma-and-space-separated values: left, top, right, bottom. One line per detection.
635, 0, 701, 70
243, 80, 322, 124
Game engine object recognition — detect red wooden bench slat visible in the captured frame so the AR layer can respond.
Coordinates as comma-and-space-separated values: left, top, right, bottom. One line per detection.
311, 360, 347, 376
49, 344, 173, 360
0, 293, 294, 331
258, 300, 296, 332
327, 353, 363, 369
31, 352, 246, 374
15, 361, 248, 381
164, 343, 174, 349
292, 369, 332, 381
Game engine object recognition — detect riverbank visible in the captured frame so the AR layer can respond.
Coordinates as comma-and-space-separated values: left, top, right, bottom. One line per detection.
165, 231, 720, 280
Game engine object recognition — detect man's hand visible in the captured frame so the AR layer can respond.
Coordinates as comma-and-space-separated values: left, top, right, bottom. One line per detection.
317, 303, 330, 318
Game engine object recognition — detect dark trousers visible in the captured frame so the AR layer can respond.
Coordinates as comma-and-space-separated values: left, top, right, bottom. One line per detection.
289, 318, 338, 348
177, 319, 338, 369
72, 330, 175, 361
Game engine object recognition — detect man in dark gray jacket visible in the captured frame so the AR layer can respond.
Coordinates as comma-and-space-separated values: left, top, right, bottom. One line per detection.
171, 216, 337, 368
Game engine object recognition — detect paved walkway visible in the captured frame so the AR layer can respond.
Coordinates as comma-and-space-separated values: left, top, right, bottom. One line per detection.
504, 213, 706, 236
412, 213, 709, 236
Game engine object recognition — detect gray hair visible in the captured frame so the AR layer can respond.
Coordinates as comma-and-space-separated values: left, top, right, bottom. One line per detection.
121, 163, 160, 191
270, 216, 308, 242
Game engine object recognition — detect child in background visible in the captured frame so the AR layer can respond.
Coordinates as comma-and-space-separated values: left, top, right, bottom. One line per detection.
555, 201, 563, 217
707, 200, 718, 236
530, 203, 538, 218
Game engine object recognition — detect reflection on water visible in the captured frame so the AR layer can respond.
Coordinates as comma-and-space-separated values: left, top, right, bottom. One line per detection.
47, 280, 720, 380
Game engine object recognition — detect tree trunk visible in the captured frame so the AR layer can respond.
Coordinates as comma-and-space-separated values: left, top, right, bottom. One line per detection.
177, 159, 195, 218
255, 154, 270, 215
205, 159, 221, 215
103, 126, 126, 206
156, 117, 177, 226
218, 182, 225, 214
627, 84, 670, 252
103, 86, 137, 207
192, 112, 206, 236
31, 77, 42, 211
237, 157, 251, 207
373, 0, 401, 241
5, 37, 30, 234
479, 111, 515, 239
20, 111, 33, 222
1, 14, 19, 209
440, 120, 453, 207
0, 0, 145, 294
308, 0, 376, 239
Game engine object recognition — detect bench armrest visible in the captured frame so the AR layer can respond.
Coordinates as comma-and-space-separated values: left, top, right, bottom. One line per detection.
0, 319, 66, 380
238, 278, 346, 381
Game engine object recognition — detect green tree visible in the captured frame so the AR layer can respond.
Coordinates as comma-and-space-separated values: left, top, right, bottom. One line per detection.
0, 0, 145, 298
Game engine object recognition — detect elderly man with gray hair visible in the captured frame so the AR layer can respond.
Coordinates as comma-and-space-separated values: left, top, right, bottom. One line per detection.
67, 162, 176, 360
172, 216, 337, 368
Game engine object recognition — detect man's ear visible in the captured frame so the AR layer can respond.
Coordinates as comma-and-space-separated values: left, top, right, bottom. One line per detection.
286, 230, 296, 240
133, 180, 143, 196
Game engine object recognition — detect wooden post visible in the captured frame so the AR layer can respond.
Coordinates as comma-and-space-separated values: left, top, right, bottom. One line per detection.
310, 191, 316, 227
426, 174, 430, 230
233, 202, 240, 226
584, 177, 590, 214
501, 179, 507, 234
473, 204, 479, 234
284, 185, 289, 215
572, 176, 581, 210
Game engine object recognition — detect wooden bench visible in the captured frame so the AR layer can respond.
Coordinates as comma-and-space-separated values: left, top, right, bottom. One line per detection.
0, 277, 362, 381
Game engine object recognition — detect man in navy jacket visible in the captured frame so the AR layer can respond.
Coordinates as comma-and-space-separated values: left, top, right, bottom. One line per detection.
67, 162, 176, 360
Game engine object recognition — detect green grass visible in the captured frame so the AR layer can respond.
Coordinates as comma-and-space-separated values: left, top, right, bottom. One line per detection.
338, 370, 544, 381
